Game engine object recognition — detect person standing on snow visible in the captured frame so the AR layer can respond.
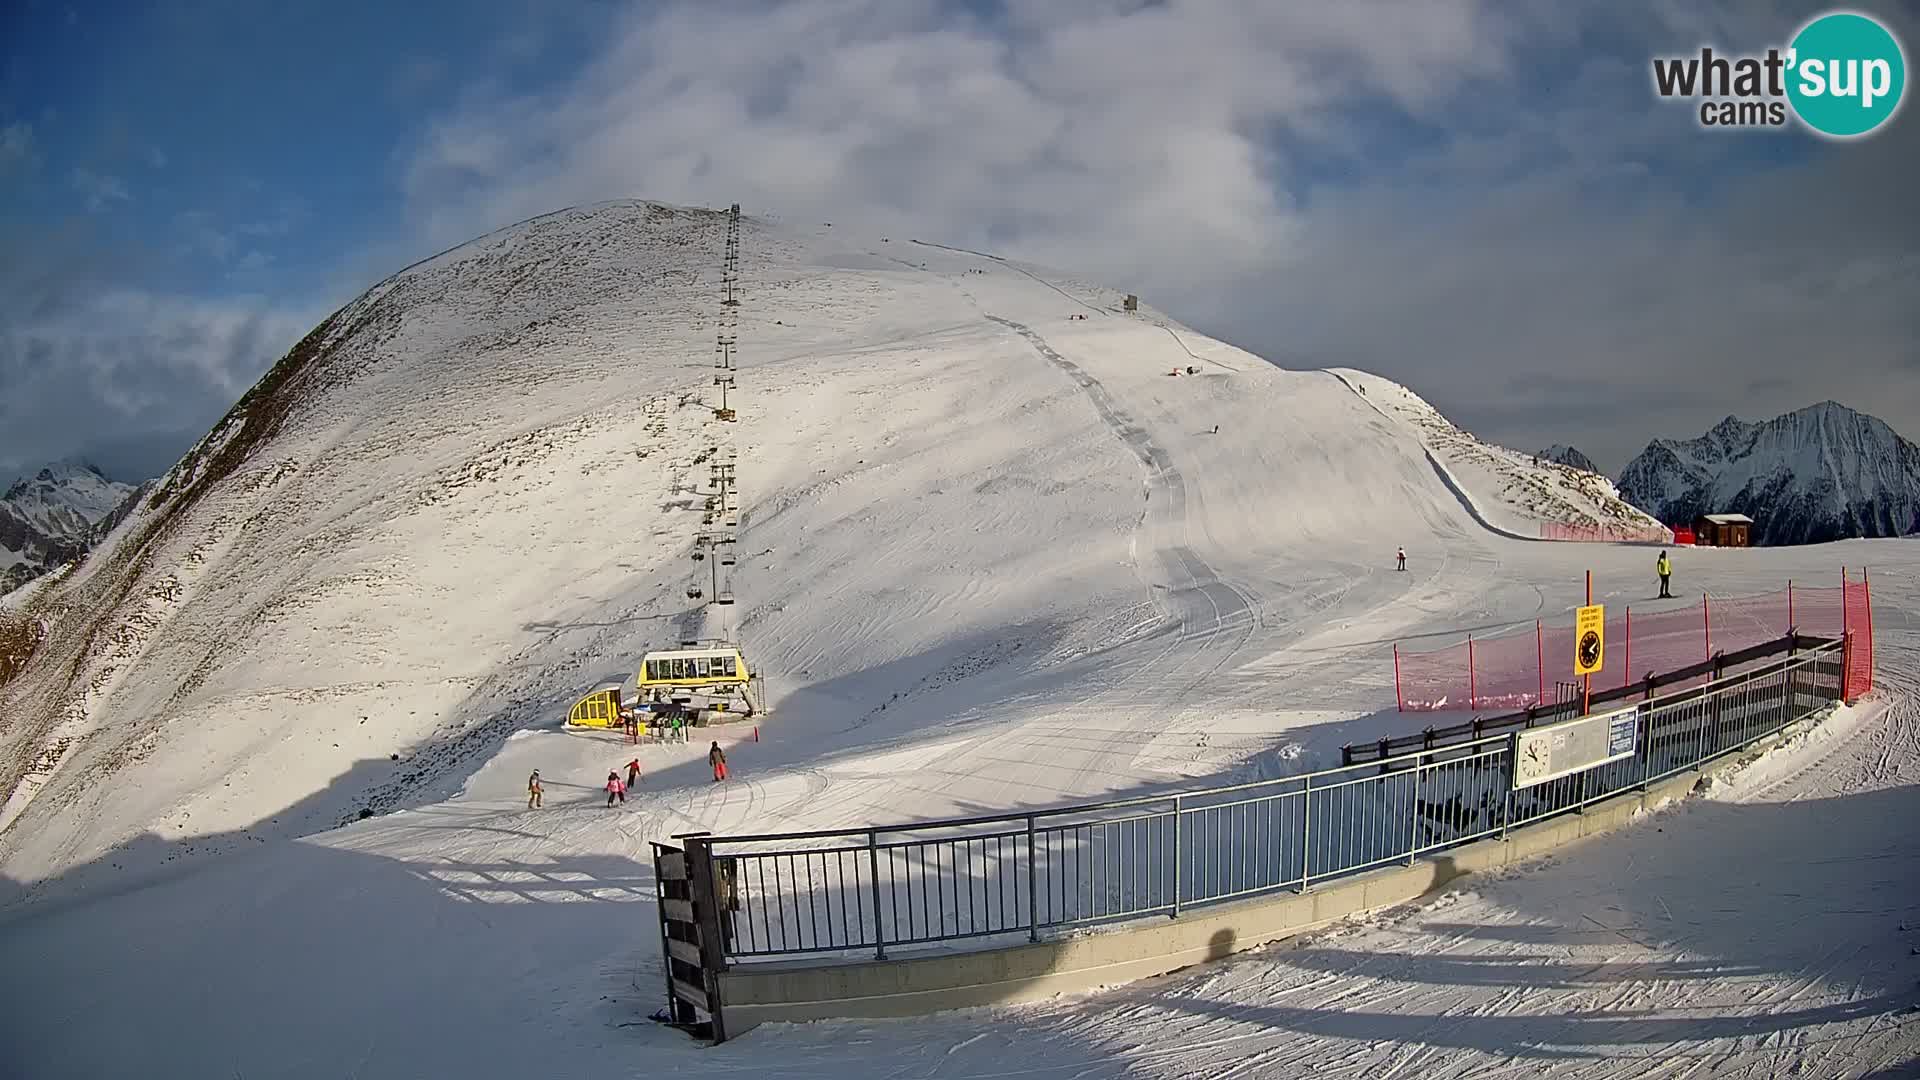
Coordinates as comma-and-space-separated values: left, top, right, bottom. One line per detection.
1396, 547, 1407, 572
606, 771, 626, 807
1656, 550, 1673, 598
527, 770, 543, 809
709, 742, 729, 783
625, 758, 641, 790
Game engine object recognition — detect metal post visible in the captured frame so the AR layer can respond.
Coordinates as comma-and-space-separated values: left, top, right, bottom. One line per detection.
1171, 797, 1184, 915
1624, 606, 1632, 690
1639, 705, 1653, 792
1026, 815, 1039, 940
1501, 756, 1514, 840
1787, 580, 1794, 634
1407, 758, 1421, 866
1298, 777, 1312, 892
867, 830, 885, 960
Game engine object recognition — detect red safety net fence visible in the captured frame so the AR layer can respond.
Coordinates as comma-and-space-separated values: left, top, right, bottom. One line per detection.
1539, 522, 1673, 543
1394, 570, 1876, 712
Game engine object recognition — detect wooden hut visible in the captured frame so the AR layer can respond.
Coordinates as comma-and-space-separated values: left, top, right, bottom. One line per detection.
1692, 513, 1753, 547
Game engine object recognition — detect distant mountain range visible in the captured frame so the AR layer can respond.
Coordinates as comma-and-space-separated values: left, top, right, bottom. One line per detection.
1538, 444, 1600, 474
1616, 401, 1920, 546
1, 461, 142, 594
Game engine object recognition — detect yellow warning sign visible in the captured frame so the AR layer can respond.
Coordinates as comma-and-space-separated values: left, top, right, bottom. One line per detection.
1574, 603, 1605, 676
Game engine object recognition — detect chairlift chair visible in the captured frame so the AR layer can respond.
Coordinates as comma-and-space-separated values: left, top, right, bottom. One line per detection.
720, 554, 736, 566
716, 591, 735, 606
686, 586, 703, 600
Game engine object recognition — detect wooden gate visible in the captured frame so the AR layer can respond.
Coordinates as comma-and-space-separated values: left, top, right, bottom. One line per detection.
652, 833, 731, 1042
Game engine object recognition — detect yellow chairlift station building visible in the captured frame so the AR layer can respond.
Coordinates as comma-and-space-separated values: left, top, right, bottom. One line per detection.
565, 683, 626, 729
638, 645, 752, 690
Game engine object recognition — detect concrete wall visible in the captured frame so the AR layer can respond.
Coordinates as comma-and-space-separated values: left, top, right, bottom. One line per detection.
715, 717, 1811, 1036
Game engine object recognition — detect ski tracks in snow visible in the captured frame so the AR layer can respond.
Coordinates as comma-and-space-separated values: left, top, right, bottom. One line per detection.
981, 317, 1262, 775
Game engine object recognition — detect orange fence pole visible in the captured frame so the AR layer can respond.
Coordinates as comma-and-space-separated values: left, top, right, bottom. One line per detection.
1624, 606, 1632, 690
1841, 567, 1851, 701
1583, 571, 1592, 715
1536, 619, 1545, 706
1702, 594, 1712, 665
1393, 643, 1403, 712
1864, 568, 1874, 694
1467, 635, 1477, 710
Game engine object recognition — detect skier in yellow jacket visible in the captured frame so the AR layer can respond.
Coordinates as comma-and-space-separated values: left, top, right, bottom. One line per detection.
1656, 551, 1673, 599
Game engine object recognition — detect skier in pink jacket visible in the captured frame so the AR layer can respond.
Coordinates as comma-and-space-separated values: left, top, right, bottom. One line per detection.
605, 771, 626, 807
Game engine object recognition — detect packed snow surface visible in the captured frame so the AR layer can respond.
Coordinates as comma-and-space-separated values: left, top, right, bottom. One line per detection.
0, 201, 1914, 1077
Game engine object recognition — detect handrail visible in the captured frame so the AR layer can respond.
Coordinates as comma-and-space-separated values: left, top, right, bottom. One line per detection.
705, 637, 1844, 848
1349, 632, 1836, 763
683, 642, 1844, 968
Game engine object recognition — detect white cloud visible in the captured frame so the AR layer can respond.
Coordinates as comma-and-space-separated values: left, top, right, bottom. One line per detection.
397, 0, 1528, 304
0, 123, 36, 174
0, 287, 311, 478
382, 0, 1920, 467
70, 167, 130, 212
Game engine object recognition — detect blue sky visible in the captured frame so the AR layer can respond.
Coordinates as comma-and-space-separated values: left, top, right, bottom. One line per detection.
2, 0, 1915, 483
1, 0, 601, 298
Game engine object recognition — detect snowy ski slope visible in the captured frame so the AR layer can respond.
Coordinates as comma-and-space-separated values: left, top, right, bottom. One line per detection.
0, 201, 1913, 1077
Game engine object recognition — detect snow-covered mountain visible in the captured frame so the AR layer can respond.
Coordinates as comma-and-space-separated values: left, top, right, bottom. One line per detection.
0, 461, 139, 594
1616, 402, 1920, 545
0, 198, 1678, 892
1330, 371, 1668, 541
0, 198, 1915, 1080
1539, 444, 1599, 475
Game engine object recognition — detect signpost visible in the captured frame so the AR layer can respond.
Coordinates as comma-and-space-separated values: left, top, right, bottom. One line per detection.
1512, 704, 1639, 790
1574, 571, 1603, 714
1574, 603, 1605, 677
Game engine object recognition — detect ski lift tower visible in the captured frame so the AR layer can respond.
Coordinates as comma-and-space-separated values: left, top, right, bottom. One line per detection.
713, 373, 736, 421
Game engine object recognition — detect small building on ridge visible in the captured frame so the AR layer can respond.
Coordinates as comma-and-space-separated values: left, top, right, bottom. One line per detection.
1692, 513, 1754, 548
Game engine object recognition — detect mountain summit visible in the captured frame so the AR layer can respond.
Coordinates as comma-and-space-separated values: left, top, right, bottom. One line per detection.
1616, 401, 1920, 545
1538, 445, 1600, 474
1, 460, 138, 594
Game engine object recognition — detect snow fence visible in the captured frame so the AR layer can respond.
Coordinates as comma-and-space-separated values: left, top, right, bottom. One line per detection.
1393, 573, 1874, 713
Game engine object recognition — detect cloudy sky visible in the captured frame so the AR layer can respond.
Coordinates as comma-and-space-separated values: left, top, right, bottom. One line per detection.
2, 0, 1915, 484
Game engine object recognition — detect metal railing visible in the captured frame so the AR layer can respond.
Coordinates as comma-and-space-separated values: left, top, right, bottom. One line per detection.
1354, 631, 1832, 764
699, 639, 1847, 963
